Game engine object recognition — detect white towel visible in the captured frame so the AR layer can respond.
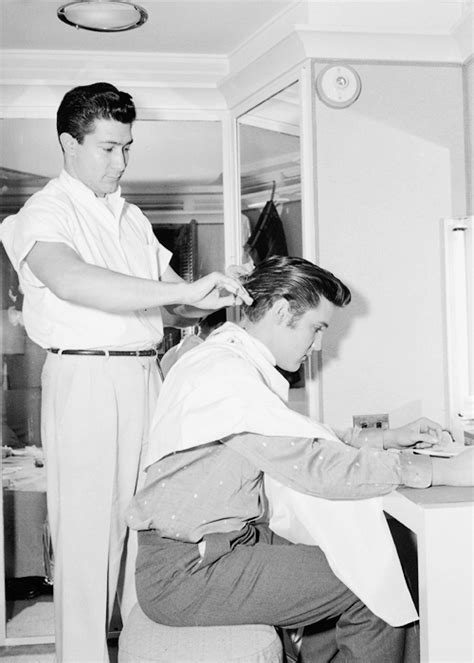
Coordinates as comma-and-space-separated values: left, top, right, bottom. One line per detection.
146, 323, 418, 626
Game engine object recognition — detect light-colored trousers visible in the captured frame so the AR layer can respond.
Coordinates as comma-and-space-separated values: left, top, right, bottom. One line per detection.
41, 352, 161, 663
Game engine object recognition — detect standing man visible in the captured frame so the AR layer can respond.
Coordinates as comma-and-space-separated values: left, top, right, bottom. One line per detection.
0, 82, 250, 663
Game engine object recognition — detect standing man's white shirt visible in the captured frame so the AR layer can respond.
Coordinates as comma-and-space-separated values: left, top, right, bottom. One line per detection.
1, 169, 169, 663
1, 169, 171, 349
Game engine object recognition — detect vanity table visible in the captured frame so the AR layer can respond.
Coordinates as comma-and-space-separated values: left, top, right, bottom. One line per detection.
383, 486, 474, 663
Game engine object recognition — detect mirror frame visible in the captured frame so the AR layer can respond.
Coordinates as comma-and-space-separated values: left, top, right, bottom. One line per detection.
225, 59, 323, 421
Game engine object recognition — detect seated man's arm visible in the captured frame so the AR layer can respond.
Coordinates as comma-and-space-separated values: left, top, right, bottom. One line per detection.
225, 432, 432, 500
336, 417, 442, 450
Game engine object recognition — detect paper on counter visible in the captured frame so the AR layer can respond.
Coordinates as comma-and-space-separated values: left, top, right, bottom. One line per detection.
413, 444, 466, 457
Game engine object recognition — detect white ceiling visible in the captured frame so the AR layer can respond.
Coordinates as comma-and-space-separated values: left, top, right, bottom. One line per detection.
0, 0, 471, 58
0, 0, 292, 54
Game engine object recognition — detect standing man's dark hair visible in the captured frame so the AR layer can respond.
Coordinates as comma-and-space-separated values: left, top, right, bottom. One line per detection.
56, 82, 136, 144
241, 255, 351, 324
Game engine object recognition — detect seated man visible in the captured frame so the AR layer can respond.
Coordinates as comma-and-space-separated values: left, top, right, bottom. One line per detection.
126, 256, 474, 663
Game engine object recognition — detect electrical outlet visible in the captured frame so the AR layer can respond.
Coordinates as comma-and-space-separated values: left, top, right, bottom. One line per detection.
353, 413, 389, 430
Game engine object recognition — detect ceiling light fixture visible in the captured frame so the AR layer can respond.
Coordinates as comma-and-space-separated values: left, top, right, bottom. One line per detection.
57, 0, 148, 32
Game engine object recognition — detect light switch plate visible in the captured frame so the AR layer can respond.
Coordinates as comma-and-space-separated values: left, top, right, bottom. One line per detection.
353, 414, 389, 429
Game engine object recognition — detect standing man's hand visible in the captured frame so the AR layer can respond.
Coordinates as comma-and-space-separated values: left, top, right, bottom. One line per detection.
226, 262, 254, 280
183, 272, 253, 309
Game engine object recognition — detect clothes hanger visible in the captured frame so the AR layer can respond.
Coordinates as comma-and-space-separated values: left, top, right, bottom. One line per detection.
247, 181, 289, 209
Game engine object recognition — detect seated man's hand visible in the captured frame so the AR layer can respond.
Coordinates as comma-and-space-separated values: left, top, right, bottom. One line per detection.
383, 417, 443, 450
432, 448, 474, 486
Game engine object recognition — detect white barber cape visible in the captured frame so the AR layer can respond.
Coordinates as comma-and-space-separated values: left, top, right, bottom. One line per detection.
146, 323, 417, 626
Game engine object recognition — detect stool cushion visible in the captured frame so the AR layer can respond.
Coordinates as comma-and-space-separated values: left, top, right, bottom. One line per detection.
119, 603, 284, 663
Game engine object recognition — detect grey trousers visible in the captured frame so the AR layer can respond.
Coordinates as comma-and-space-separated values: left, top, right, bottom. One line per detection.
136, 524, 418, 663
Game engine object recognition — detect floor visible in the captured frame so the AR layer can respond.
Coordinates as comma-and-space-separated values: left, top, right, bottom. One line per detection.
0, 641, 119, 662
0, 643, 56, 662
0, 596, 120, 662
5, 596, 54, 638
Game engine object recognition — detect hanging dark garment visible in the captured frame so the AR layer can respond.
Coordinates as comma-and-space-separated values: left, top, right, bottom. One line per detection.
245, 200, 288, 265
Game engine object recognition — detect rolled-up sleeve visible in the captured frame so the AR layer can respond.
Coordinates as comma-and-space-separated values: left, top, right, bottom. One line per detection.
2, 201, 76, 288
225, 433, 432, 499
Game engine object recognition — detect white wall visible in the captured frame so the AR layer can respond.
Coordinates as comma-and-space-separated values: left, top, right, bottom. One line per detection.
465, 57, 474, 215
314, 62, 466, 429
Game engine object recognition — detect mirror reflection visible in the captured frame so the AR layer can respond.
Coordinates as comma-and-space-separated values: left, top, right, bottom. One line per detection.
1, 245, 52, 639
239, 81, 302, 263
238, 82, 304, 391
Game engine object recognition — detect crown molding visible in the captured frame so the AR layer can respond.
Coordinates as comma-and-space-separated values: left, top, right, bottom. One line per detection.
0, 49, 229, 118
304, 1, 469, 35
0, 49, 228, 86
220, 3, 471, 109
0, 85, 228, 119
221, 33, 306, 111
227, 0, 308, 78
453, 8, 474, 63
227, 1, 472, 74
297, 28, 464, 64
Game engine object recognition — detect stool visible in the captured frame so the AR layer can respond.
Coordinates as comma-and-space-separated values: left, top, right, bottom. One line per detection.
119, 603, 284, 663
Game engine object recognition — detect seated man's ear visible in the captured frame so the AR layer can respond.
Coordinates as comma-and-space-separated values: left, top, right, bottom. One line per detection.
272, 298, 292, 325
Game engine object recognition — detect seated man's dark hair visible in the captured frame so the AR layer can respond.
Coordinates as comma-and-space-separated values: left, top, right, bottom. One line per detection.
56, 82, 136, 144
240, 255, 351, 324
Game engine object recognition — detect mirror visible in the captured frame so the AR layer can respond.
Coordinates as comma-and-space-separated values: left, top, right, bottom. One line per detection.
238, 82, 305, 398
0, 116, 54, 639
0, 117, 225, 641
238, 81, 302, 261
1, 242, 52, 641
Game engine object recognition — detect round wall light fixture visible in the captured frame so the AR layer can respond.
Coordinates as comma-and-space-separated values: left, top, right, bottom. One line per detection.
57, 0, 148, 32
316, 64, 362, 109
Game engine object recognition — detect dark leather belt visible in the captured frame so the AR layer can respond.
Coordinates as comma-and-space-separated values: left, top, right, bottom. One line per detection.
47, 348, 158, 357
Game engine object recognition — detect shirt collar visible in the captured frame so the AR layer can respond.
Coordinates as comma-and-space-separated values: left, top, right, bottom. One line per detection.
58, 170, 124, 218
210, 322, 275, 363
208, 322, 289, 401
